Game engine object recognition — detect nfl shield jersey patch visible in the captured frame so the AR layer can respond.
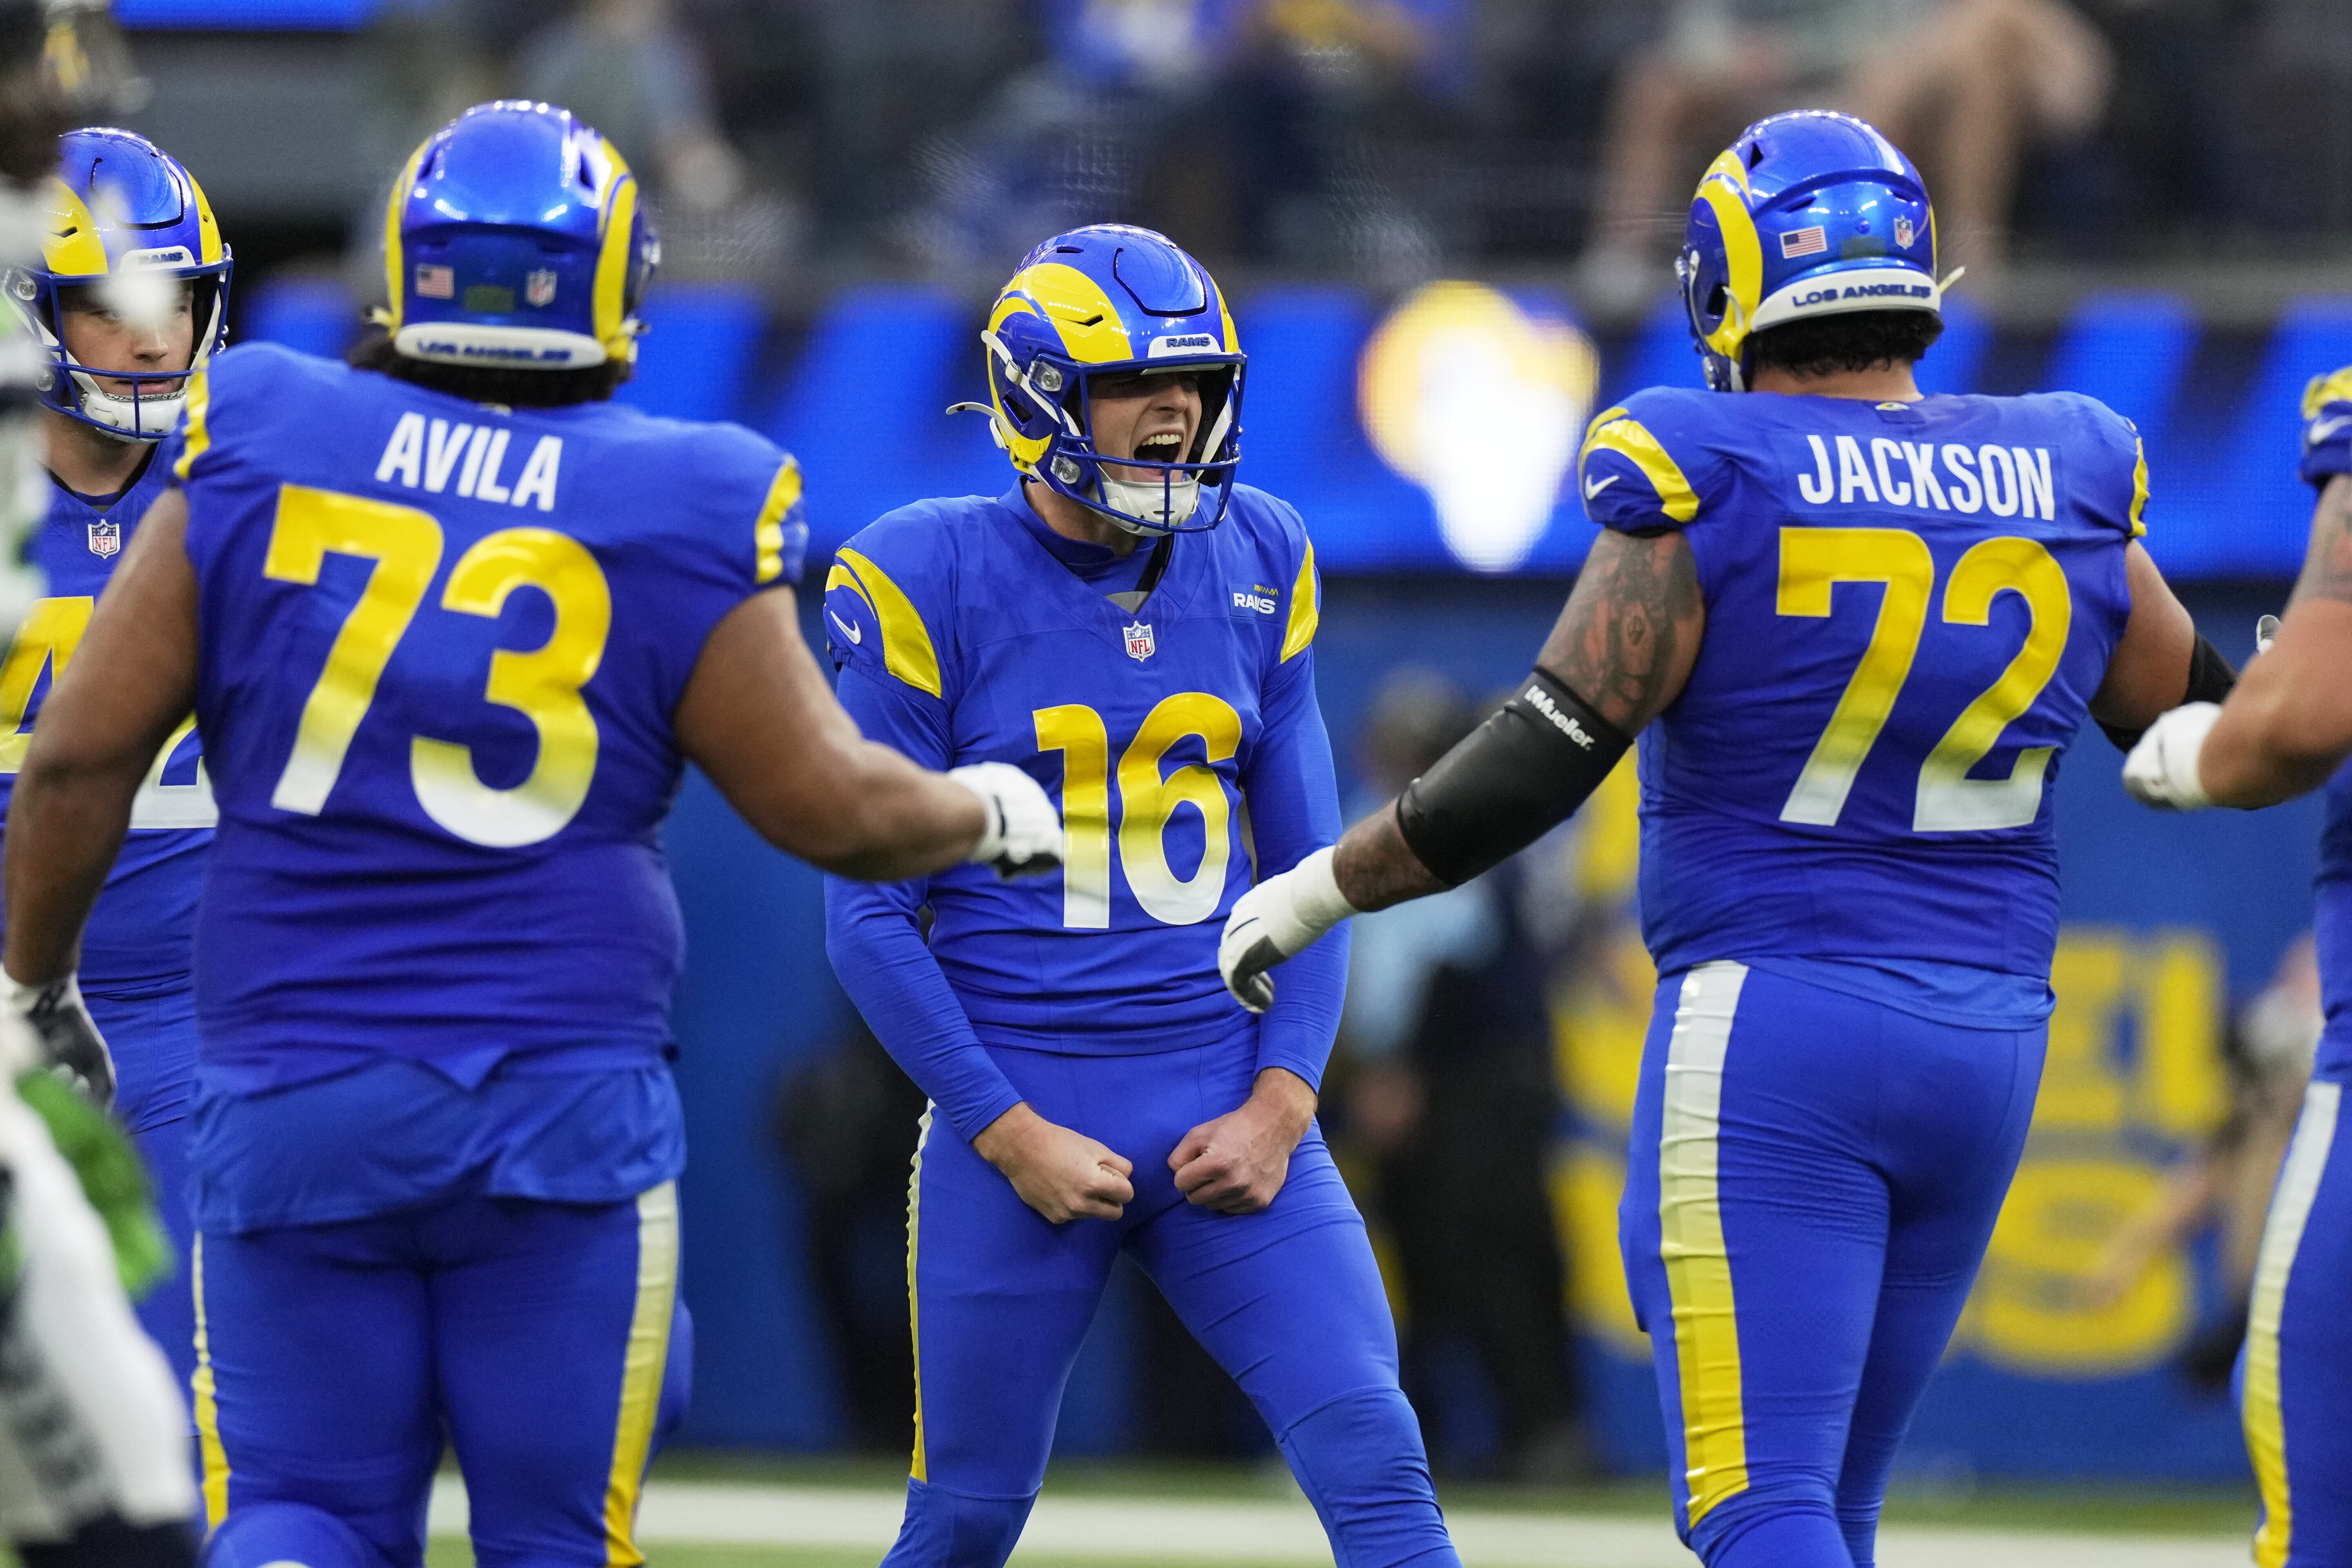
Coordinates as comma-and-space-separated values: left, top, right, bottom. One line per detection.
1123, 621, 1155, 661
86, 520, 119, 558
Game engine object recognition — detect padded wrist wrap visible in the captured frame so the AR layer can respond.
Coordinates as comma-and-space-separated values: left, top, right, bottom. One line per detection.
1396, 667, 1631, 887
2100, 631, 2238, 753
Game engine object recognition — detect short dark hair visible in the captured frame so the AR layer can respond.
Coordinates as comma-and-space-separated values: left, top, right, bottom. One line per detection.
1748, 309, 1943, 380
346, 327, 630, 409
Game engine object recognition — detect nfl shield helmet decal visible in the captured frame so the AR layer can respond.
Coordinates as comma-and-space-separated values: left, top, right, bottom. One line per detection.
525, 269, 558, 308
1123, 621, 1156, 661
87, 520, 120, 558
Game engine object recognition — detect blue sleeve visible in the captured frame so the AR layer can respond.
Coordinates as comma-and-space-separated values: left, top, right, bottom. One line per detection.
820, 663, 1023, 1143
1242, 645, 1349, 1092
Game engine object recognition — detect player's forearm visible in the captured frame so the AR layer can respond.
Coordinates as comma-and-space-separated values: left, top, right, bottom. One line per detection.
2196, 598, 2352, 807
1, 757, 141, 983
1332, 804, 1447, 912
822, 883, 1025, 1141
1255, 916, 1348, 1090
792, 742, 987, 880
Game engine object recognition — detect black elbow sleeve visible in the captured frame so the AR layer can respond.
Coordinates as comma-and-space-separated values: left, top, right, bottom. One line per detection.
2100, 632, 2239, 752
1395, 668, 1632, 887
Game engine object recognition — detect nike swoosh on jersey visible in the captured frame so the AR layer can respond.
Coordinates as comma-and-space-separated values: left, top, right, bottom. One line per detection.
1583, 474, 1620, 499
2310, 415, 2352, 445
830, 611, 863, 644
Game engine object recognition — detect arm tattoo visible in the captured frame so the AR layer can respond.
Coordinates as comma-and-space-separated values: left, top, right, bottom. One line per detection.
1536, 528, 1703, 731
2292, 477, 2352, 608
1332, 801, 1449, 912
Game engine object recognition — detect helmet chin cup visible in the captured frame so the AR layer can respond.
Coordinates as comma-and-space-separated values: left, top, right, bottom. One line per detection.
1099, 471, 1201, 532
74, 376, 185, 440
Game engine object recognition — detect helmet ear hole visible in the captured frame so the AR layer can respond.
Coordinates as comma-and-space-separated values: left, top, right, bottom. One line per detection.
1707, 284, 1729, 318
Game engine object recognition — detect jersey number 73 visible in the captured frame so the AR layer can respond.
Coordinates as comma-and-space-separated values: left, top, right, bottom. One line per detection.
264, 483, 610, 848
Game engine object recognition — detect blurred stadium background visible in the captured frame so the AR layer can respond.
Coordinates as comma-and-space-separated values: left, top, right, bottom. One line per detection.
92, 0, 2352, 1559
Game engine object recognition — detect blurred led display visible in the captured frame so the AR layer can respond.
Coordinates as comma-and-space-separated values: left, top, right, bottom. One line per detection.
240, 274, 2352, 581
114, 0, 373, 27
1358, 281, 1599, 573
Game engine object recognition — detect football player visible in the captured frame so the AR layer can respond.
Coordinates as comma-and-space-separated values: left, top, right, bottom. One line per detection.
0, 101, 1059, 1568
0, 126, 232, 1413
2123, 373, 2352, 1568
1222, 112, 2230, 1568
823, 224, 1458, 1568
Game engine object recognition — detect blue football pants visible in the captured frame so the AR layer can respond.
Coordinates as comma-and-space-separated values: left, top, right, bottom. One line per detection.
2243, 1070, 2352, 1568
887, 1037, 1457, 1568
87, 985, 201, 1411
1619, 962, 2043, 1568
192, 1181, 679, 1568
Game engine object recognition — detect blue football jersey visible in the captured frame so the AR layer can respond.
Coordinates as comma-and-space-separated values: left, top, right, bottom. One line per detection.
823, 485, 1333, 1061
161, 342, 806, 1089
0, 455, 213, 989
2314, 764, 2352, 1079
1579, 387, 2142, 1005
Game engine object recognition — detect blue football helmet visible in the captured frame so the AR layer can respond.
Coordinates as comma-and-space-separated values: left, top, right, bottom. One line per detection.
8, 127, 230, 441
962, 224, 1244, 535
1679, 111, 1942, 393
381, 101, 657, 371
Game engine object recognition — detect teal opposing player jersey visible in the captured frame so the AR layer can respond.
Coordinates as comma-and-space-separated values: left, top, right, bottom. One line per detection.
1578, 387, 2142, 1002
161, 342, 806, 1089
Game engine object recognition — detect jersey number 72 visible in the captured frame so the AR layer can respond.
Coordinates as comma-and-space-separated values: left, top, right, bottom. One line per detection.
1776, 526, 2072, 834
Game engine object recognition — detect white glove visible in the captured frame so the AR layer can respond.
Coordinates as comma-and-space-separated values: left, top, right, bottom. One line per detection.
1218, 846, 1359, 1014
949, 762, 1064, 880
0, 973, 116, 1107
2122, 702, 2222, 812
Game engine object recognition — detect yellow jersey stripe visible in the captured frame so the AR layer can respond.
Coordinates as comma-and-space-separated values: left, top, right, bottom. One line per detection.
174, 365, 214, 481
2247, 1080, 2340, 1568
907, 1106, 934, 1483
601, 1182, 680, 1568
835, 549, 943, 699
825, 561, 876, 616
755, 458, 803, 585
2129, 438, 2150, 538
1279, 541, 1319, 663
1661, 961, 1750, 1525
1581, 412, 1700, 525
190, 1233, 232, 1528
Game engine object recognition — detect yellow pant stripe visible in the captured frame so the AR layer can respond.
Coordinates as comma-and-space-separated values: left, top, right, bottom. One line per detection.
1660, 961, 1750, 1525
602, 1182, 680, 1568
907, 1107, 933, 1483
189, 1232, 231, 1528
2247, 1080, 2340, 1568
